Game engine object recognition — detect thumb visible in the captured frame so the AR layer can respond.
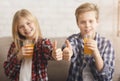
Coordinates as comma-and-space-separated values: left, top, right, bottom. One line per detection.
65, 40, 72, 49
53, 40, 57, 51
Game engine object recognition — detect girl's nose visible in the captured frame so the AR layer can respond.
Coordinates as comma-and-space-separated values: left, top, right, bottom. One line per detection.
24, 25, 29, 30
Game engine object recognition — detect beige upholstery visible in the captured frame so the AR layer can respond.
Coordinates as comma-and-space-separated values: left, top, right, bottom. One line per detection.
0, 37, 119, 81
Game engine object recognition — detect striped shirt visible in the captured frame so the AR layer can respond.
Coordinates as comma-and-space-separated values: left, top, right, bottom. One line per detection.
65, 33, 115, 81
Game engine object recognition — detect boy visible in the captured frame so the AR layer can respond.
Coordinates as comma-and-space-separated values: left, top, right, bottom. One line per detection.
62, 2, 115, 81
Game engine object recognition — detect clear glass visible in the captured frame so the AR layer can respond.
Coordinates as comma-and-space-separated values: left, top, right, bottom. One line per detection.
83, 35, 93, 55
23, 40, 34, 57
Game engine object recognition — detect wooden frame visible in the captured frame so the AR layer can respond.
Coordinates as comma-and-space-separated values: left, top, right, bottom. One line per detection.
117, 0, 120, 36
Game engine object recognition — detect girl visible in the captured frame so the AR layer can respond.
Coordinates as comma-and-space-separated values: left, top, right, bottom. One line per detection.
3, 9, 62, 81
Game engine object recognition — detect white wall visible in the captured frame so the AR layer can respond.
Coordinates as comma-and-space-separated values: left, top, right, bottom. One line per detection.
0, 0, 118, 38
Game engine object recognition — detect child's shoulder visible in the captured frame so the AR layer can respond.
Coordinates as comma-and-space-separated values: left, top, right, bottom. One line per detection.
37, 38, 51, 45
67, 33, 80, 40
97, 33, 111, 44
10, 41, 15, 47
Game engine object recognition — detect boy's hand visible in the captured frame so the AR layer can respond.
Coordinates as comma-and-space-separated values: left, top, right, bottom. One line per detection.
52, 40, 63, 61
63, 40, 73, 61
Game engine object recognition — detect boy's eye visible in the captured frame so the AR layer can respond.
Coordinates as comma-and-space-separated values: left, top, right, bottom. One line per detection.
27, 22, 31, 25
89, 20, 93, 23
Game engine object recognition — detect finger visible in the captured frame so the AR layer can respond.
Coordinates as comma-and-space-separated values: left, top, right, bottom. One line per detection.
65, 40, 72, 49
56, 54, 63, 58
63, 56, 70, 61
53, 53, 63, 61
56, 48, 62, 53
21, 47, 26, 54
56, 57, 62, 61
53, 40, 57, 50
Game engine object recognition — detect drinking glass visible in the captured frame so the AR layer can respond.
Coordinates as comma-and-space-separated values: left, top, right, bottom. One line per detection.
83, 35, 93, 55
23, 40, 34, 57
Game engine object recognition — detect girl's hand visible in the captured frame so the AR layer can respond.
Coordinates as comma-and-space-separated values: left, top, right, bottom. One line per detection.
22, 45, 34, 57
17, 48, 24, 61
52, 41, 63, 61
17, 45, 33, 60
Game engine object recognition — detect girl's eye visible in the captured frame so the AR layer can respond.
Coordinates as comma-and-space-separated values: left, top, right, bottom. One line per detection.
18, 25, 24, 29
80, 21, 85, 24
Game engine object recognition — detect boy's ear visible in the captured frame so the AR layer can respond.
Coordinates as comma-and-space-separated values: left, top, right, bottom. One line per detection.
76, 20, 79, 26
96, 19, 99, 23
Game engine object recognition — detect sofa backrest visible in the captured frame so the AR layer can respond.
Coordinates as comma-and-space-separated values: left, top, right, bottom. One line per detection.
0, 37, 12, 81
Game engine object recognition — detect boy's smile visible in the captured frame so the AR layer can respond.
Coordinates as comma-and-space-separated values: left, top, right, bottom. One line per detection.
77, 11, 98, 38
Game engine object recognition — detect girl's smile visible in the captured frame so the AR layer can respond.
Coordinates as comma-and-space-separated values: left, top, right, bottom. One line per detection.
24, 27, 33, 35
18, 18, 36, 39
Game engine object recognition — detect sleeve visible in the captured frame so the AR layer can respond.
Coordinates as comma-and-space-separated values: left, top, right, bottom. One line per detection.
62, 37, 72, 50
3, 42, 21, 80
96, 40, 115, 81
41, 38, 53, 60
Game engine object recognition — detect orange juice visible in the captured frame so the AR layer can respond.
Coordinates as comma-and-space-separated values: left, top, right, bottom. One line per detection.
83, 37, 92, 55
23, 40, 34, 57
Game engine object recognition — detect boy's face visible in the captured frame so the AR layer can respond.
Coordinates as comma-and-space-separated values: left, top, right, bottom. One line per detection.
77, 11, 98, 38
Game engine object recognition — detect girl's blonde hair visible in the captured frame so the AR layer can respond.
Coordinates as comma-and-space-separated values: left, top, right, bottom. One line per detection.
12, 9, 42, 50
75, 2, 99, 22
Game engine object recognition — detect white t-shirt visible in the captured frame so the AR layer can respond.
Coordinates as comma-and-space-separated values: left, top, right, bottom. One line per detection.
19, 57, 32, 81
83, 63, 94, 81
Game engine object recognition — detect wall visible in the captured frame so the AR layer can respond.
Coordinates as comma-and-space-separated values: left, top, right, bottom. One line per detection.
0, 0, 118, 38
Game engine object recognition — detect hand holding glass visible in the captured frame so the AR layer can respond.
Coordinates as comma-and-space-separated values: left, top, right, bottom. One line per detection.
83, 35, 93, 55
23, 40, 34, 57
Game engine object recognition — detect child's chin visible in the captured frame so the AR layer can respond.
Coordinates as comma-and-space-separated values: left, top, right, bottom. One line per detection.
26, 35, 33, 39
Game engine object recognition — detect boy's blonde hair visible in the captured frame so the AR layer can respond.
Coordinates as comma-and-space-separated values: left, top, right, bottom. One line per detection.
12, 9, 42, 50
75, 2, 99, 22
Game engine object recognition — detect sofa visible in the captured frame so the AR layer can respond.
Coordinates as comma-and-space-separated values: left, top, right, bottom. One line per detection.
0, 36, 120, 81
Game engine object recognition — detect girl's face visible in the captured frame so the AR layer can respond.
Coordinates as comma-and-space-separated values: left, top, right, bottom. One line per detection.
18, 18, 36, 39
77, 11, 98, 38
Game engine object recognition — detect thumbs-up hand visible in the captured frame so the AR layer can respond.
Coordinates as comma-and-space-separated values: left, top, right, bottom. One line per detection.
52, 40, 63, 61
63, 40, 73, 61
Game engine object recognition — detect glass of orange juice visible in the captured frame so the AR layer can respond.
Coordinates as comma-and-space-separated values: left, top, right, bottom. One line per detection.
83, 35, 93, 55
23, 40, 34, 57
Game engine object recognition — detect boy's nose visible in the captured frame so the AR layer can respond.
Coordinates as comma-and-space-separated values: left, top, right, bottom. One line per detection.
85, 22, 91, 28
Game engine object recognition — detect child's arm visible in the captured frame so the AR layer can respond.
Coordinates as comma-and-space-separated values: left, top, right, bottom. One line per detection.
41, 38, 55, 60
93, 40, 115, 81
3, 42, 21, 80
